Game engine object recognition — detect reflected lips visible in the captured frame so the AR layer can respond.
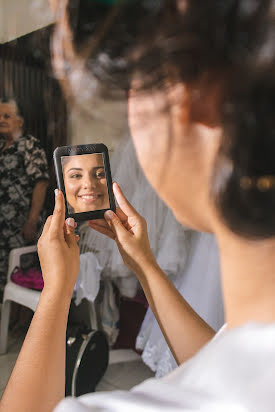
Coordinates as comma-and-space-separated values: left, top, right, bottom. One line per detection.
78, 193, 102, 204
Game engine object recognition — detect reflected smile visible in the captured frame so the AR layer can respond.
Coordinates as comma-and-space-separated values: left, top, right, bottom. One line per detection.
78, 193, 102, 203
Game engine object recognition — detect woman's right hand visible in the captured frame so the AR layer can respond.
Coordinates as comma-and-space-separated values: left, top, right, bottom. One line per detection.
88, 182, 157, 277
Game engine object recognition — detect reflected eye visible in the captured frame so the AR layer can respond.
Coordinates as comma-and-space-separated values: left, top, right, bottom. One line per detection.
95, 169, 106, 179
70, 173, 82, 179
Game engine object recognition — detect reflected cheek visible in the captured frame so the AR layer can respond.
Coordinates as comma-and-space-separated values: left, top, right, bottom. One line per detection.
65, 181, 80, 203
99, 179, 108, 194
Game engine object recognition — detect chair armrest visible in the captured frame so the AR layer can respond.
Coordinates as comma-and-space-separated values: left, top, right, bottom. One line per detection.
7, 244, 38, 281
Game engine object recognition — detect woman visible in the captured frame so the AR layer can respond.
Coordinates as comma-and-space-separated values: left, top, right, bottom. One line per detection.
62, 154, 109, 213
1, 1, 275, 411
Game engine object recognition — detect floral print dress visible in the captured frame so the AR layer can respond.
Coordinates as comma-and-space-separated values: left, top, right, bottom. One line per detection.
0, 134, 49, 299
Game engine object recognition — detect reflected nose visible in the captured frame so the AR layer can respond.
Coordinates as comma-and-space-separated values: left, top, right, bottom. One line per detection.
83, 175, 97, 190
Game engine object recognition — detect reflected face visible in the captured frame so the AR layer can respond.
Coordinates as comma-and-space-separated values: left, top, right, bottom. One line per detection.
0, 104, 22, 138
62, 154, 110, 213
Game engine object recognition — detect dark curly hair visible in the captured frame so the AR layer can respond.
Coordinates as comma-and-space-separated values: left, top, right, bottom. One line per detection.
52, 0, 275, 239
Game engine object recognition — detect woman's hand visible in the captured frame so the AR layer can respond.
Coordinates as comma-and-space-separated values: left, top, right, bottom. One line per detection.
0, 191, 80, 412
88, 182, 156, 277
38, 189, 80, 298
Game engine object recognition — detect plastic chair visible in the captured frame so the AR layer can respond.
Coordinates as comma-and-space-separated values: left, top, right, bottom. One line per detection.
0, 245, 40, 354
0, 237, 98, 354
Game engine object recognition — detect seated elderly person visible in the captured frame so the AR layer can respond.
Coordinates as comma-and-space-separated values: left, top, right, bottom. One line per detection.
0, 98, 49, 301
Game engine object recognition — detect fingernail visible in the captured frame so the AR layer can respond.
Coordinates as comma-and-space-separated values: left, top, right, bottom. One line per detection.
54, 189, 59, 197
105, 210, 114, 221
66, 217, 75, 227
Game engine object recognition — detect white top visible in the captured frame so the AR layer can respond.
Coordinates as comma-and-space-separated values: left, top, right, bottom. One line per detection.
54, 323, 275, 412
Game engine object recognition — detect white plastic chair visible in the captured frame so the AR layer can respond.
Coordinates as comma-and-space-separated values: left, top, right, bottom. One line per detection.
0, 237, 99, 354
0, 245, 40, 354
0, 236, 139, 363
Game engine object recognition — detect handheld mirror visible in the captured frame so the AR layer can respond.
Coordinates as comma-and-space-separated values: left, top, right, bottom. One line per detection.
54, 144, 116, 221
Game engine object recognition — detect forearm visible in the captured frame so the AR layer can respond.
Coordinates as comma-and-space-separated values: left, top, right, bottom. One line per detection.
28, 180, 49, 222
0, 288, 71, 412
136, 261, 215, 365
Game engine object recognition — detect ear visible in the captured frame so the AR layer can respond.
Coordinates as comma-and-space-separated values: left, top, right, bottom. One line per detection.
188, 72, 224, 128
17, 116, 24, 129
189, 86, 222, 128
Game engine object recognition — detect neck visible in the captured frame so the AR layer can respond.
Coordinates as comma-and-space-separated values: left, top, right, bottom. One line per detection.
2, 131, 21, 147
13, 130, 22, 140
3, 133, 14, 143
216, 226, 275, 329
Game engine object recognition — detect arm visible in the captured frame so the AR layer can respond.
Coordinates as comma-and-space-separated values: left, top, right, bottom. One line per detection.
0, 289, 71, 412
23, 180, 49, 242
29, 180, 49, 222
0, 191, 80, 412
135, 260, 215, 364
89, 183, 215, 365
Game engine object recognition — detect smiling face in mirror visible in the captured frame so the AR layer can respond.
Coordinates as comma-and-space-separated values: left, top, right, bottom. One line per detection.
62, 153, 110, 213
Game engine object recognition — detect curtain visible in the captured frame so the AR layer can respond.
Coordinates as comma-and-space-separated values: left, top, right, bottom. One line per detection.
0, 27, 68, 214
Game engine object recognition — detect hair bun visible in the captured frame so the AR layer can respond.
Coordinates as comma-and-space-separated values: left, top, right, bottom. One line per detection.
212, 75, 275, 238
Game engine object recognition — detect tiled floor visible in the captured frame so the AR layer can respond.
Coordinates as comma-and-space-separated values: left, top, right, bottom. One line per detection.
0, 328, 155, 400
97, 351, 155, 392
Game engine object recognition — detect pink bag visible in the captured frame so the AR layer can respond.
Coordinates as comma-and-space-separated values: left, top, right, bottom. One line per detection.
11, 266, 44, 291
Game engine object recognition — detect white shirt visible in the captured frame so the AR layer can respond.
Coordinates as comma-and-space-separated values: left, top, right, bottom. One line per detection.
55, 323, 275, 412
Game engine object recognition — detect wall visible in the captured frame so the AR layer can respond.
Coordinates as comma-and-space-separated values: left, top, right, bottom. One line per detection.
68, 98, 129, 155
0, 0, 128, 153
0, 0, 54, 43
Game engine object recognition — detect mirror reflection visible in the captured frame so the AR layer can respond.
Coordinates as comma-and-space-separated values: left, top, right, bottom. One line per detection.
62, 153, 110, 214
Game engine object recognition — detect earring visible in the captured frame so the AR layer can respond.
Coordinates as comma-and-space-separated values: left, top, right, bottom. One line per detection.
240, 175, 275, 191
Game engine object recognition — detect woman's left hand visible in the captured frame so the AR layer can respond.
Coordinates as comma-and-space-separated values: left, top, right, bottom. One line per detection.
0, 191, 80, 412
37, 190, 80, 298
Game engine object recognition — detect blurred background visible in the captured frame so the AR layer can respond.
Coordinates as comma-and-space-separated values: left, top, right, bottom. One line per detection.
0, 0, 128, 213
0, 0, 224, 399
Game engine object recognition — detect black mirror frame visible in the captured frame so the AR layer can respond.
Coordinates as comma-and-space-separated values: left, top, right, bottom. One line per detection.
53, 143, 116, 221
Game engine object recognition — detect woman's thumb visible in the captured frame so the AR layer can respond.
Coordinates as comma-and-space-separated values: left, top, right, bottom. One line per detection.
104, 210, 126, 237
65, 217, 78, 247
